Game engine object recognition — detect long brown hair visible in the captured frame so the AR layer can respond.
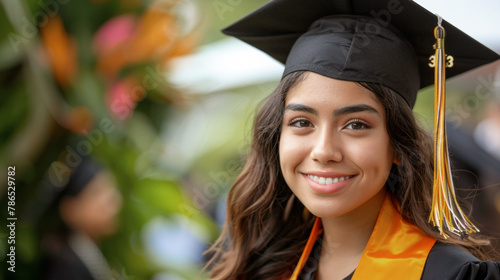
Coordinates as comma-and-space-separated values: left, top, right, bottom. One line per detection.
206, 71, 494, 280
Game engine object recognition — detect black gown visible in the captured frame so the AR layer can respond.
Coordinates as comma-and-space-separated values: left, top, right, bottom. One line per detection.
42, 231, 113, 280
42, 232, 95, 280
299, 239, 500, 280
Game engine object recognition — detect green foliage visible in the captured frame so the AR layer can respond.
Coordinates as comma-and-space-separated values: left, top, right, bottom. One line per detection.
0, 0, 278, 279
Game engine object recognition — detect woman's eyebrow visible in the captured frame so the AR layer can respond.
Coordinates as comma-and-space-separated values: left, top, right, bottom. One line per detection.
334, 104, 379, 116
284, 103, 380, 116
284, 103, 318, 115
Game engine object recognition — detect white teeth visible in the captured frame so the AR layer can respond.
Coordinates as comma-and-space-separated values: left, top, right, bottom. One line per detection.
307, 175, 352, 185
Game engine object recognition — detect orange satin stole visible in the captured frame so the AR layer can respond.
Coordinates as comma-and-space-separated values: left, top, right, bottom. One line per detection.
290, 195, 436, 279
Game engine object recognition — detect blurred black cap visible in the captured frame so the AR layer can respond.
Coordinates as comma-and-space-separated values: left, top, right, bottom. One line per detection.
24, 156, 103, 224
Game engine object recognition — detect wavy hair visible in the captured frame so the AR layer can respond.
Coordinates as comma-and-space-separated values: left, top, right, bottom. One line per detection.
206, 71, 494, 280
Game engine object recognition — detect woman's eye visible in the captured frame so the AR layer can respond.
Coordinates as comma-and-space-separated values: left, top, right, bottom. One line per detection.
289, 118, 312, 128
345, 121, 369, 130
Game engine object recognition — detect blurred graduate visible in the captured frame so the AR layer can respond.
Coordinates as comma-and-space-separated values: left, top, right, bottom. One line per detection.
38, 156, 122, 280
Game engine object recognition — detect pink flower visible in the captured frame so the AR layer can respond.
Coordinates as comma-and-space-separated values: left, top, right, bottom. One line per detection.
93, 15, 136, 55
106, 78, 139, 120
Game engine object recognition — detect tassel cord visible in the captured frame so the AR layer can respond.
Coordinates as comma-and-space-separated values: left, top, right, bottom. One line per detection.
428, 23, 479, 238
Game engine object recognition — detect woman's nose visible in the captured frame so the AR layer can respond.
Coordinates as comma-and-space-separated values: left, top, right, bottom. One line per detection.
310, 128, 342, 164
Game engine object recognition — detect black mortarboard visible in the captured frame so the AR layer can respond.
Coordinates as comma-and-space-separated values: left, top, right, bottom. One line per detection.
58, 156, 103, 197
222, 0, 499, 108
24, 156, 103, 224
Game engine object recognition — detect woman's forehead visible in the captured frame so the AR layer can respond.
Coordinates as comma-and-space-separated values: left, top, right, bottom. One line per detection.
284, 72, 383, 111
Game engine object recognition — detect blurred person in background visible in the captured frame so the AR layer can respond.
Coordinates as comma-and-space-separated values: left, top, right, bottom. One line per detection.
40, 156, 122, 280
0, 0, 217, 278
447, 121, 500, 253
475, 101, 500, 161
469, 99, 500, 251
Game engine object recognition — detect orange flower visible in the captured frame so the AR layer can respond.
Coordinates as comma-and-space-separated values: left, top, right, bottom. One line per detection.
129, 2, 182, 61
160, 30, 199, 64
40, 16, 78, 87
64, 106, 94, 134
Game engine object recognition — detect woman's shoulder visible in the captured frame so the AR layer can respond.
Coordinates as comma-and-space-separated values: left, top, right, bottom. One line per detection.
421, 242, 500, 280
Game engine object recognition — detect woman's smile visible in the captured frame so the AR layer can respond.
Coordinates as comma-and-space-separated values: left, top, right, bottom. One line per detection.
302, 173, 356, 194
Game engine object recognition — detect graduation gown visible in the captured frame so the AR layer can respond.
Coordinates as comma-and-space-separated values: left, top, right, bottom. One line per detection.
42, 231, 113, 280
298, 240, 500, 279
43, 232, 95, 280
292, 195, 500, 280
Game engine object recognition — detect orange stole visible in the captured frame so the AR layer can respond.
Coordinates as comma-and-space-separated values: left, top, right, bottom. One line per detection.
290, 195, 436, 279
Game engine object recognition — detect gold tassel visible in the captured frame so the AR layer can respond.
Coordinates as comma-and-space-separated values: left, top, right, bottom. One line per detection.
428, 16, 479, 238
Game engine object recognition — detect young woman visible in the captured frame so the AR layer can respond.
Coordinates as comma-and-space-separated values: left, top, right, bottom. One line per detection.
207, 0, 500, 279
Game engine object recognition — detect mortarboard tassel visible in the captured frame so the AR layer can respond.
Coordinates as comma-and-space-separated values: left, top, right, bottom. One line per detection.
428, 16, 479, 239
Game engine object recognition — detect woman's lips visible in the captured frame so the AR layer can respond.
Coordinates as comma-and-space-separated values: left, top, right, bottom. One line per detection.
302, 173, 356, 194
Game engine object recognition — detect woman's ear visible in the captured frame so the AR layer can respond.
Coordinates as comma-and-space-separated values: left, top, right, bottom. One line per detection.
393, 150, 400, 165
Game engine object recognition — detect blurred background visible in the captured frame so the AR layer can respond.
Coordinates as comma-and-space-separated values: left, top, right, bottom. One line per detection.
0, 0, 499, 279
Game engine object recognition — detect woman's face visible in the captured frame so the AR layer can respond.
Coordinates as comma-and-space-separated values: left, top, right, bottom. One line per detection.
279, 72, 396, 219
60, 171, 123, 239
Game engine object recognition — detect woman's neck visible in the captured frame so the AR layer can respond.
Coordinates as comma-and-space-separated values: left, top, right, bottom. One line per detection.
316, 190, 386, 279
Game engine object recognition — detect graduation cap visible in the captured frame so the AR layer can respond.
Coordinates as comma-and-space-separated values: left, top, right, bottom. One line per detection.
222, 0, 500, 239
24, 156, 103, 224
223, 0, 499, 108
55, 156, 103, 198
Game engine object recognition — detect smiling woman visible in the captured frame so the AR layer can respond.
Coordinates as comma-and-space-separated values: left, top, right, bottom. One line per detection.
205, 0, 500, 279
